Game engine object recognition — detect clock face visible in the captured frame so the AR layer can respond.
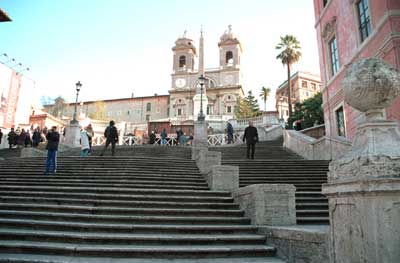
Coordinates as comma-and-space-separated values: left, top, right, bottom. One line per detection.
175, 78, 186, 88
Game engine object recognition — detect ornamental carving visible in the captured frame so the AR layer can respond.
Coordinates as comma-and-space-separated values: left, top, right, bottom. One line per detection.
322, 16, 337, 41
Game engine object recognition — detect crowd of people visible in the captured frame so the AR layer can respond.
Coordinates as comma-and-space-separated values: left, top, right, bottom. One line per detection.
3, 126, 65, 149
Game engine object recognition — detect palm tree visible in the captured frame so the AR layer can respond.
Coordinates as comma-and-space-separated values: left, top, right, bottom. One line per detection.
276, 35, 302, 124
259, 86, 271, 111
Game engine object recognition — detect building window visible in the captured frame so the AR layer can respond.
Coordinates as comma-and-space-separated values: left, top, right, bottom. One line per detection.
146, 102, 151, 112
357, 0, 372, 42
207, 105, 213, 115
311, 83, 316, 90
285, 110, 289, 116
335, 106, 346, 137
301, 81, 307, 88
146, 114, 150, 121
179, 56, 186, 68
329, 36, 339, 76
177, 108, 182, 116
107, 111, 111, 117
156, 107, 160, 113
127, 110, 130, 115
226, 106, 232, 113
225, 51, 233, 65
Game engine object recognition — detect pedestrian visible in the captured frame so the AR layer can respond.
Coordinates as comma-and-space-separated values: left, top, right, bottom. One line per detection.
0, 128, 3, 145
161, 128, 167, 145
80, 127, 90, 157
24, 130, 32, 147
175, 129, 181, 145
44, 126, 60, 175
17, 128, 26, 147
86, 124, 94, 154
32, 127, 41, 147
227, 122, 234, 144
243, 121, 259, 159
7, 128, 17, 149
100, 120, 118, 156
179, 132, 187, 146
149, 131, 156, 144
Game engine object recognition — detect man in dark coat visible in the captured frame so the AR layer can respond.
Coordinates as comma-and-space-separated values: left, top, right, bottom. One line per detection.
100, 120, 118, 156
7, 128, 17, 149
243, 121, 259, 159
44, 126, 60, 175
227, 122, 234, 144
32, 128, 41, 147
0, 128, 3, 144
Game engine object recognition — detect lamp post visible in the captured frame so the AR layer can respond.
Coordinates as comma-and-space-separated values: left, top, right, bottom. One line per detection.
71, 81, 82, 124
197, 74, 206, 121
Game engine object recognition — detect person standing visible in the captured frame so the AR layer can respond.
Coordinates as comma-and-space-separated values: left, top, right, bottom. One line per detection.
44, 126, 60, 175
32, 127, 41, 147
161, 128, 167, 145
7, 128, 17, 149
0, 128, 3, 145
85, 124, 94, 154
100, 120, 118, 156
17, 128, 26, 147
227, 122, 234, 144
243, 121, 258, 159
80, 128, 90, 157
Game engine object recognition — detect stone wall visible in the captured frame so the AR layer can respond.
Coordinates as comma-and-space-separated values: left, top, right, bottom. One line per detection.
300, 124, 326, 139
259, 225, 329, 263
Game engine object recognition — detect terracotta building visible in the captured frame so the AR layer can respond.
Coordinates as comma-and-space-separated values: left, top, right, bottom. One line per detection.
313, 0, 400, 139
44, 95, 170, 124
275, 71, 321, 122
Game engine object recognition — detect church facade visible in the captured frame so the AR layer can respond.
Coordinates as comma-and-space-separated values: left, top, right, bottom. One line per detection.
168, 26, 244, 123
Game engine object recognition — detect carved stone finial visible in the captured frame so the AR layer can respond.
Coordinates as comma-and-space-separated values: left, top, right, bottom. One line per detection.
343, 58, 400, 121
328, 58, 400, 181
228, 25, 232, 33
183, 30, 187, 38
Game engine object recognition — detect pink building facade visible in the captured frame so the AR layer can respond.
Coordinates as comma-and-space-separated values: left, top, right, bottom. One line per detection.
313, 0, 400, 140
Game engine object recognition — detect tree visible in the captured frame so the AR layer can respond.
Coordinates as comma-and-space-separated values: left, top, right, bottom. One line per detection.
245, 90, 260, 115
88, 101, 107, 120
288, 92, 324, 130
276, 35, 302, 127
40, 96, 54, 106
50, 96, 67, 118
259, 86, 271, 111
234, 91, 261, 118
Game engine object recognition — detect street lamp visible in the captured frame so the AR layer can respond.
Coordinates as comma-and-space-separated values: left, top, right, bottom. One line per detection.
71, 81, 82, 124
197, 74, 206, 121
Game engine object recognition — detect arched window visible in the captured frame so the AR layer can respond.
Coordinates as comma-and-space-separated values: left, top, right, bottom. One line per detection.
225, 51, 233, 65
179, 56, 186, 68
146, 103, 151, 112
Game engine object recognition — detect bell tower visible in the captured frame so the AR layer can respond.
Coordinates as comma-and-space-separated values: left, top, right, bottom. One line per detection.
218, 25, 242, 69
172, 31, 197, 74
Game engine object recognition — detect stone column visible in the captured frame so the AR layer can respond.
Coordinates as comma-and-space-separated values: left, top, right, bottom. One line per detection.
323, 58, 400, 263
63, 122, 80, 147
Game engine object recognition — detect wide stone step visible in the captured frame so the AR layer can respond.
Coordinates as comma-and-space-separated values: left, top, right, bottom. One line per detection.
0, 181, 209, 191
0, 196, 238, 210
0, 175, 205, 182
0, 203, 245, 217
0, 210, 251, 225
0, 190, 234, 203
296, 217, 330, 225
0, 186, 231, 197
296, 203, 329, 210
296, 210, 329, 217
0, 229, 267, 246
0, 219, 258, 235
0, 241, 276, 258
0, 253, 285, 263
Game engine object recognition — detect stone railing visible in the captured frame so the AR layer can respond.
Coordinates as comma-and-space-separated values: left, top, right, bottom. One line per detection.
258, 125, 283, 141
283, 129, 352, 160
300, 124, 326, 139
234, 112, 279, 129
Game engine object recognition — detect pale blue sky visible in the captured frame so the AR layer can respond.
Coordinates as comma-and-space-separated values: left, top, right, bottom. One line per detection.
0, 0, 320, 110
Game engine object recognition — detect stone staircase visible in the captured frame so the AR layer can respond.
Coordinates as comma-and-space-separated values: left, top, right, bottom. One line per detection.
0, 155, 283, 262
210, 140, 330, 225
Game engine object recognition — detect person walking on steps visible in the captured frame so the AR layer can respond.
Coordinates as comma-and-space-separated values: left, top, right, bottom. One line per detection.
44, 126, 60, 175
226, 121, 234, 144
80, 127, 90, 157
243, 121, 258, 159
100, 120, 118, 156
